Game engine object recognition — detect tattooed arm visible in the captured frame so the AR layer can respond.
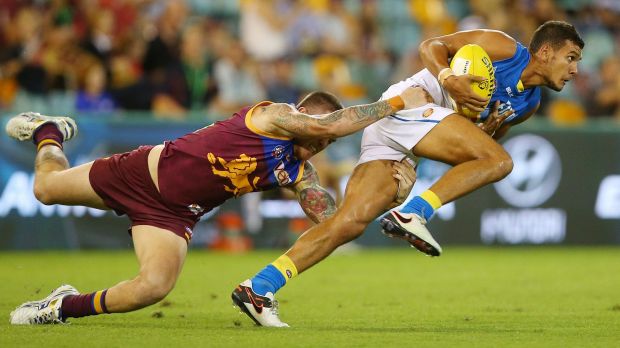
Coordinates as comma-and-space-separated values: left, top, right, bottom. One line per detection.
255, 86, 429, 139
272, 99, 396, 139
288, 161, 337, 224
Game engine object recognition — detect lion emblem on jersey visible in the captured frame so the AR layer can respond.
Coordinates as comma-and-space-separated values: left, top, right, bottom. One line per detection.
207, 153, 260, 196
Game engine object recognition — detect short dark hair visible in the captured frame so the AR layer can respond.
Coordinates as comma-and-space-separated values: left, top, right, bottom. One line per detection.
296, 91, 343, 112
529, 20, 584, 54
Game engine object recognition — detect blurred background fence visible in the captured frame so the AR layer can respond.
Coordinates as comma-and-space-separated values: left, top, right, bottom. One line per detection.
1, 0, 620, 249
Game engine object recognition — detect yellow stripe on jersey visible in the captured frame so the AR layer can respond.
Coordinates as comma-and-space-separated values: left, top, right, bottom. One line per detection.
293, 161, 306, 185
516, 80, 525, 93
245, 101, 292, 140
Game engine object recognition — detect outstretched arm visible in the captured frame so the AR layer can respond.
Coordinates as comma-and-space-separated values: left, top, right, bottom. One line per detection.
256, 87, 431, 139
288, 161, 337, 224
271, 98, 401, 139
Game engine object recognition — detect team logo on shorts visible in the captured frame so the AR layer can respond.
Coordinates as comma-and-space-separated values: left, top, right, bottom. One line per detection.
423, 108, 434, 118
274, 161, 291, 186
272, 145, 285, 159
188, 204, 204, 215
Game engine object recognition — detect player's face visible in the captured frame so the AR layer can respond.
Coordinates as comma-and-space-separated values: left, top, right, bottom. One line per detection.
293, 138, 335, 160
546, 40, 582, 91
293, 104, 338, 160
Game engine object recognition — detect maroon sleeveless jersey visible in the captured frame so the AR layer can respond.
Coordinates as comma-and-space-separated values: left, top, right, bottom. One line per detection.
157, 102, 305, 221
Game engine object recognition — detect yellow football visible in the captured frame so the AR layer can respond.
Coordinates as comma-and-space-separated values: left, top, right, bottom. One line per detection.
448, 44, 495, 120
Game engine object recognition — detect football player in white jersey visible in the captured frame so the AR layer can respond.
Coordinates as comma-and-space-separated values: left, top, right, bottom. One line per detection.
234, 21, 584, 327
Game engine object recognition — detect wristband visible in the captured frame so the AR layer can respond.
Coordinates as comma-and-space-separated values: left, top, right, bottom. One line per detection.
438, 67, 455, 87
387, 96, 405, 111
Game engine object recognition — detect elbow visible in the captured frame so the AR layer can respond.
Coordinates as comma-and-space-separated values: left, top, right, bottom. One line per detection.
419, 38, 435, 57
419, 38, 431, 52
33, 182, 55, 205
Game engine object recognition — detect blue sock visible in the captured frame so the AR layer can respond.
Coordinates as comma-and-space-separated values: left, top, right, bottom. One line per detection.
400, 196, 434, 220
251, 265, 286, 296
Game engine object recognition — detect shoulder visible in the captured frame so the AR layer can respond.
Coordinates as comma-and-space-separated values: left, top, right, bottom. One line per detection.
435, 29, 517, 61
250, 102, 297, 138
254, 103, 296, 122
468, 29, 515, 44
477, 30, 517, 61
265, 103, 296, 113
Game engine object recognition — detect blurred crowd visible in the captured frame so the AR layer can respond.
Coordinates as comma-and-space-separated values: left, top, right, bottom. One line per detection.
2, 0, 620, 249
1, 0, 620, 122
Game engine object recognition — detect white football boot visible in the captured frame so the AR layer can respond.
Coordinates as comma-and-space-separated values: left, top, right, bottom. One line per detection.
380, 211, 442, 256
232, 280, 289, 327
10, 284, 79, 325
5, 112, 77, 142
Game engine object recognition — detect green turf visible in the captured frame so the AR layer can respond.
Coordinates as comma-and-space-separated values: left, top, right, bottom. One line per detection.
1, 247, 619, 347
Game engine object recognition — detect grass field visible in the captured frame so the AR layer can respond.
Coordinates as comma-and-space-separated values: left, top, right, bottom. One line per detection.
1, 247, 619, 347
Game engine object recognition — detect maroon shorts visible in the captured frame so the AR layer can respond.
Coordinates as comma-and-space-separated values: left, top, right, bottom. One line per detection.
89, 145, 195, 242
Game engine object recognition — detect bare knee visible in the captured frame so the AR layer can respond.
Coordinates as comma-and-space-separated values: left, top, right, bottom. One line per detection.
328, 216, 368, 245
326, 187, 395, 245
485, 149, 513, 182
33, 178, 56, 205
496, 153, 513, 180
133, 273, 176, 307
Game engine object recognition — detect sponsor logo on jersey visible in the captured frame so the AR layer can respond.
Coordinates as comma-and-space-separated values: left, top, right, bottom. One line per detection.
272, 145, 285, 160
423, 108, 434, 118
498, 100, 513, 113
499, 101, 515, 121
274, 161, 292, 186
483, 101, 514, 121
